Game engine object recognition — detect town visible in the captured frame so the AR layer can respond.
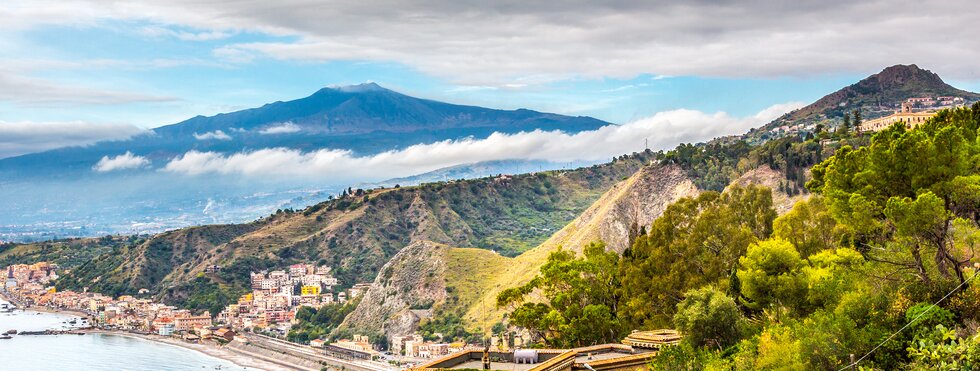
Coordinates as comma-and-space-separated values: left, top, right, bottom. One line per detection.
1, 261, 532, 369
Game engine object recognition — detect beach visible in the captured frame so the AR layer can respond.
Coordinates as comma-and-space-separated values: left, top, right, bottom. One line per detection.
0, 293, 299, 371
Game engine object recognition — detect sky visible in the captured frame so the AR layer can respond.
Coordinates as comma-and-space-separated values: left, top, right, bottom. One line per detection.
2, 0, 980, 162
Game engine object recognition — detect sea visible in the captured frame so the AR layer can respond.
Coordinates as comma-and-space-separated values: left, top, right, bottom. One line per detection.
0, 299, 250, 371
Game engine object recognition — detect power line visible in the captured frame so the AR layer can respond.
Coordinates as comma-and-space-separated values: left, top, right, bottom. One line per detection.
838, 268, 980, 370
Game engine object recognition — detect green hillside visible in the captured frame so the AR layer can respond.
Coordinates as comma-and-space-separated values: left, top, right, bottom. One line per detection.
41, 151, 656, 314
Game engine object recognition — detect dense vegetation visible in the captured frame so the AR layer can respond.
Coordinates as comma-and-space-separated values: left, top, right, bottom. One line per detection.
664, 126, 854, 192
287, 297, 361, 344
0, 235, 139, 271
499, 103, 980, 370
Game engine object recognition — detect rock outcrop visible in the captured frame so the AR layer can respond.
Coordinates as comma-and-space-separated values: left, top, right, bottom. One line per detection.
340, 241, 450, 338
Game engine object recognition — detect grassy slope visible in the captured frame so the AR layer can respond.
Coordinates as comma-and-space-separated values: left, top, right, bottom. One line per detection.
442, 247, 511, 318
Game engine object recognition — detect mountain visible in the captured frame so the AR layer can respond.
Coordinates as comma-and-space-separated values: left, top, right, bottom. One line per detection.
0, 83, 610, 178
0, 84, 612, 242
154, 83, 608, 138
752, 64, 980, 136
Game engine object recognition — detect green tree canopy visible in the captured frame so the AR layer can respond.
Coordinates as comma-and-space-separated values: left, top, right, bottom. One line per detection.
673, 286, 743, 350
496, 242, 624, 347
618, 185, 776, 327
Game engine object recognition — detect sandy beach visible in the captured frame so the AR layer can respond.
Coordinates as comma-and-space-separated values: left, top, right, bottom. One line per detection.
84, 329, 302, 371
1, 291, 297, 371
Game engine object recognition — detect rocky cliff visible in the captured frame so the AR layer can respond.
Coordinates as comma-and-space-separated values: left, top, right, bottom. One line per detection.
340, 241, 450, 338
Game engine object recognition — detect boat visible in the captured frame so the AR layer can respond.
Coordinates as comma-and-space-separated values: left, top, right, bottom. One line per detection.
0, 335, 11, 340
4, 329, 16, 335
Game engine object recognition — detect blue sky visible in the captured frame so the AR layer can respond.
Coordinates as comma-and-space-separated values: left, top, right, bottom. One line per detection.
2, 1, 979, 151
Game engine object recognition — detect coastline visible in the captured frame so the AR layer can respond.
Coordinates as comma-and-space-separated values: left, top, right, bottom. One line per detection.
1, 291, 295, 371
84, 329, 300, 371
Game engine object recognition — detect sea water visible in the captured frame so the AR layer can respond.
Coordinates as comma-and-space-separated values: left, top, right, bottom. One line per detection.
0, 299, 250, 370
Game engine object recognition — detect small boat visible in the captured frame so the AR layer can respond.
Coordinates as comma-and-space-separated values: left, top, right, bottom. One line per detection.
0, 335, 11, 340
4, 329, 16, 335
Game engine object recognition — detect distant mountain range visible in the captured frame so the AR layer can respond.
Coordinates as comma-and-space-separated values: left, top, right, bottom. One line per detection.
155, 83, 607, 138
0, 84, 611, 242
0, 83, 609, 178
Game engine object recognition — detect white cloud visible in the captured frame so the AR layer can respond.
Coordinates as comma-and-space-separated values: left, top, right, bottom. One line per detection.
0, 121, 147, 159
0, 69, 177, 106
258, 122, 301, 135
163, 102, 804, 179
93, 151, 150, 172
139, 25, 233, 41
193, 130, 232, 140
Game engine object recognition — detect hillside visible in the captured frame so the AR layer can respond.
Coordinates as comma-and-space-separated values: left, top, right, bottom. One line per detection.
750, 64, 980, 138
51, 152, 657, 313
339, 163, 699, 338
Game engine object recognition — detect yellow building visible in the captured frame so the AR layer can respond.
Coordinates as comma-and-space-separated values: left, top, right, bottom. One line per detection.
859, 102, 937, 132
301, 285, 321, 296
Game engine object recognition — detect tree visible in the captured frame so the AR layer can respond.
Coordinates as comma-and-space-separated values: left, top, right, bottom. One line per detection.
673, 286, 742, 350
497, 242, 624, 347
808, 105, 980, 286
840, 112, 852, 137
737, 239, 806, 310
852, 109, 862, 127
773, 197, 838, 257
618, 185, 776, 328
754, 326, 807, 370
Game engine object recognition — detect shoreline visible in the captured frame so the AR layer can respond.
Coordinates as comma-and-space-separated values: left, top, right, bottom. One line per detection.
1, 292, 294, 371
84, 329, 300, 370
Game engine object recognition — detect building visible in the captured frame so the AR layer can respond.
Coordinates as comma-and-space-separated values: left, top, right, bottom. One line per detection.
413, 344, 645, 371
156, 321, 175, 336
174, 312, 212, 331
5, 266, 16, 289
213, 328, 236, 342
620, 330, 681, 349
859, 102, 938, 132
349, 283, 372, 299
324, 344, 375, 361
413, 330, 682, 371
301, 285, 321, 296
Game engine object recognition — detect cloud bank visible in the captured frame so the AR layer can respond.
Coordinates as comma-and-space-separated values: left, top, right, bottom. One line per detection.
193, 130, 232, 140
6, 1, 980, 86
259, 122, 302, 135
163, 102, 804, 179
93, 151, 150, 172
0, 121, 147, 159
